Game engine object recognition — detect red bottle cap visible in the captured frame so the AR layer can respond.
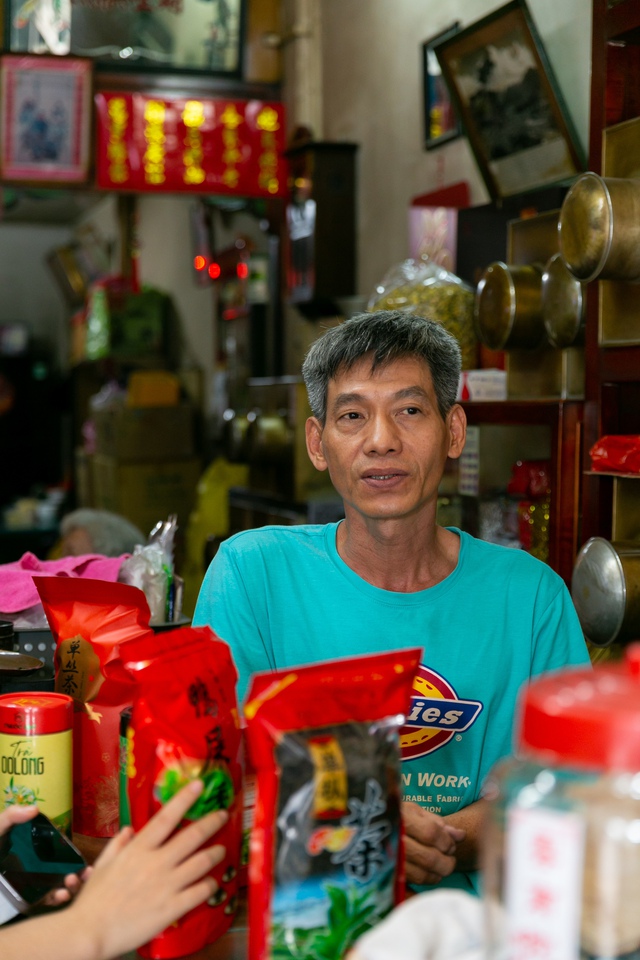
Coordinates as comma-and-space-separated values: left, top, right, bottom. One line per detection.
0, 692, 73, 736
517, 643, 640, 771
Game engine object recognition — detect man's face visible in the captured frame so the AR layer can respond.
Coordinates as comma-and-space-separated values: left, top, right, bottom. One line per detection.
305, 355, 466, 524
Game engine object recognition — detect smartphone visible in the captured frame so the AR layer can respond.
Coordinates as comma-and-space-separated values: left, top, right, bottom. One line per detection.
0, 813, 86, 923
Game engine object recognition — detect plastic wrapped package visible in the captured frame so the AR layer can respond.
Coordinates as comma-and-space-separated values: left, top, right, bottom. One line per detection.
368, 257, 477, 369
589, 435, 640, 474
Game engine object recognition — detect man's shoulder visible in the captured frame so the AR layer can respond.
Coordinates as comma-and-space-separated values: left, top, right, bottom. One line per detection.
222, 523, 331, 555
460, 531, 563, 588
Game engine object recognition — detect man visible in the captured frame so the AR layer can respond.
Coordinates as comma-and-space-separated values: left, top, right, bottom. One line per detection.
193, 310, 589, 893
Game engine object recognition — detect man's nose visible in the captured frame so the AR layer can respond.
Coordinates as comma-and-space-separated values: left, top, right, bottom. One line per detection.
364, 414, 400, 454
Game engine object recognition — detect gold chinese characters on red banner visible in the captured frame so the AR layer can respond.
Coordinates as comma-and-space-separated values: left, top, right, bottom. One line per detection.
95, 92, 288, 198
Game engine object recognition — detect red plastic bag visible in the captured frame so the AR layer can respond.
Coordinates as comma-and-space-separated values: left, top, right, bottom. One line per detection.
590, 435, 640, 474
243, 648, 421, 960
116, 626, 242, 959
506, 459, 551, 498
35, 576, 152, 837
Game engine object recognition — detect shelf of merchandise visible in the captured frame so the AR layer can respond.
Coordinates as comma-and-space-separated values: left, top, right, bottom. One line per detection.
581, 0, 640, 544
462, 400, 583, 585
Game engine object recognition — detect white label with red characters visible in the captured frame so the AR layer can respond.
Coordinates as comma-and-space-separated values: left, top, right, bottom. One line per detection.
505, 806, 585, 960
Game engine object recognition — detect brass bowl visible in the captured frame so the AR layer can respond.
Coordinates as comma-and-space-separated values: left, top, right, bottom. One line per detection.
558, 172, 640, 283
572, 538, 640, 647
541, 252, 586, 348
474, 261, 545, 350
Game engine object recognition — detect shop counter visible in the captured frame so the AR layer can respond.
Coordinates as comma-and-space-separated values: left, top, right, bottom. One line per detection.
118, 905, 247, 960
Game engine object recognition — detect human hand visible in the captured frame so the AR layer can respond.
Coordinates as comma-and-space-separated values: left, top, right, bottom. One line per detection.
402, 801, 465, 886
68, 778, 228, 960
0, 804, 89, 908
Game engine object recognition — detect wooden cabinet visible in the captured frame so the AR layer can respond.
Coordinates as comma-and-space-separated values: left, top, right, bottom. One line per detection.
462, 400, 583, 586
580, 0, 640, 544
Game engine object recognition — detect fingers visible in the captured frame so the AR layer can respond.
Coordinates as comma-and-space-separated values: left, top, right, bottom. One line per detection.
402, 801, 462, 886
93, 826, 135, 869
162, 808, 228, 868
444, 823, 466, 842
402, 801, 458, 856
42, 887, 73, 907
168, 874, 220, 922
404, 832, 457, 885
169, 841, 226, 892
0, 803, 38, 835
134, 779, 208, 850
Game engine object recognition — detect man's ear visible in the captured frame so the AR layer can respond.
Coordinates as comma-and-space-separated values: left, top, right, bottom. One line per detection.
447, 404, 467, 461
305, 417, 328, 472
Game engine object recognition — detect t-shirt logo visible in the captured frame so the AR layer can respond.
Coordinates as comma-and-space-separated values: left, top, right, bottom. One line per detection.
400, 664, 483, 760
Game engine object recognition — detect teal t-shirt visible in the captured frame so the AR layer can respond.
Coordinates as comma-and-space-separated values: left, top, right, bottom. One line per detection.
193, 523, 590, 892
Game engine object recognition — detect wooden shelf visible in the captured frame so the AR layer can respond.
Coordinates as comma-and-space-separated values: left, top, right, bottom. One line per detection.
463, 399, 583, 585
598, 345, 640, 382
463, 399, 579, 426
605, 1, 640, 41
581, 0, 640, 546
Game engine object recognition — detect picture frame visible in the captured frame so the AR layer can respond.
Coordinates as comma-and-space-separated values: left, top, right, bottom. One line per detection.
422, 23, 461, 150
432, 0, 585, 199
0, 55, 92, 185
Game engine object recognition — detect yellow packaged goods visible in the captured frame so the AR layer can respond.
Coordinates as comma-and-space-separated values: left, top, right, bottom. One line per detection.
0, 692, 73, 834
369, 257, 477, 369
126, 370, 181, 407
93, 403, 195, 462
91, 456, 201, 535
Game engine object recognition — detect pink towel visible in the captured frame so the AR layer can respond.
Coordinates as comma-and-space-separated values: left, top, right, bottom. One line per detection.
0, 552, 127, 613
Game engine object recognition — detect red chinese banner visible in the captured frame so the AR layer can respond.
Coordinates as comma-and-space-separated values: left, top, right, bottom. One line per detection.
95, 92, 288, 198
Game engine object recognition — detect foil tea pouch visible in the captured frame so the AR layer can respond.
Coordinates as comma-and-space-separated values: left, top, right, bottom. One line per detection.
34, 576, 152, 837
243, 647, 421, 960
115, 625, 242, 960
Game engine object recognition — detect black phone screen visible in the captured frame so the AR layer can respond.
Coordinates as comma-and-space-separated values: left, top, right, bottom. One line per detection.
0, 813, 86, 905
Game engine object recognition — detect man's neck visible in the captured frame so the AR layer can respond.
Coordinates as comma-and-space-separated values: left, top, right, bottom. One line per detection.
336, 514, 460, 593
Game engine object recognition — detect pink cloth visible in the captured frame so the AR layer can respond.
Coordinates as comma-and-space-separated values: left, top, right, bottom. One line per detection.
0, 552, 127, 613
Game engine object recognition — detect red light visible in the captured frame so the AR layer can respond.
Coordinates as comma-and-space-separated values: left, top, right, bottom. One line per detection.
236, 262, 249, 280
208, 262, 221, 279
194, 255, 207, 271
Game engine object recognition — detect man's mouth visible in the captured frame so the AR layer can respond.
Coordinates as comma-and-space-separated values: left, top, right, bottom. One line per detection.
363, 471, 407, 481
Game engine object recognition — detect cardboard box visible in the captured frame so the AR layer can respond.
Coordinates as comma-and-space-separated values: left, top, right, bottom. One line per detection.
457, 369, 507, 402
93, 404, 195, 462
91, 455, 202, 536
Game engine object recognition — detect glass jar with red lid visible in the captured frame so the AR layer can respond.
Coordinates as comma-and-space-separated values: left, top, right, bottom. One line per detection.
483, 645, 640, 960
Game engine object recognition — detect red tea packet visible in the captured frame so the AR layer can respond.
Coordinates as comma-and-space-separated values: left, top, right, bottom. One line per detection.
116, 626, 243, 960
243, 648, 421, 960
34, 576, 152, 837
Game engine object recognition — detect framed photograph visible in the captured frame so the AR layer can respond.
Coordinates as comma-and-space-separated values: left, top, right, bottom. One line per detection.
0, 55, 92, 185
422, 23, 461, 150
432, 0, 585, 198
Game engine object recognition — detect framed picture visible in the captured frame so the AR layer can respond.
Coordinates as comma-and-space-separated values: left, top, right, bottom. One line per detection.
432, 0, 585, 198
422, 23, 461, 150
0, 55, 92, 185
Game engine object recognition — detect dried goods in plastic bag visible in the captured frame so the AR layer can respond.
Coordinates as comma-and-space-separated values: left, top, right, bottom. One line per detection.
589, 435, 640, 474
243, 648, 421, 960
34, 576, 152, 836
114, 625, 242, 959
368, 257, 477, 369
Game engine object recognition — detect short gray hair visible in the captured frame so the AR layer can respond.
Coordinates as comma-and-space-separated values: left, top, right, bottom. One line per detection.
60, 509, 145, 556
301, 310, 462, 423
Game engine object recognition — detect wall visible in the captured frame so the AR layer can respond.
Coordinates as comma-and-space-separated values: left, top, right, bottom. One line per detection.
318, 0, 591, 300
0, 221, 72, 369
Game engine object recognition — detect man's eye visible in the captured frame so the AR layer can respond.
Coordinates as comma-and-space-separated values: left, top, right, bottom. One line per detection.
404, 406, 421, 415
343, 411, 361, 420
